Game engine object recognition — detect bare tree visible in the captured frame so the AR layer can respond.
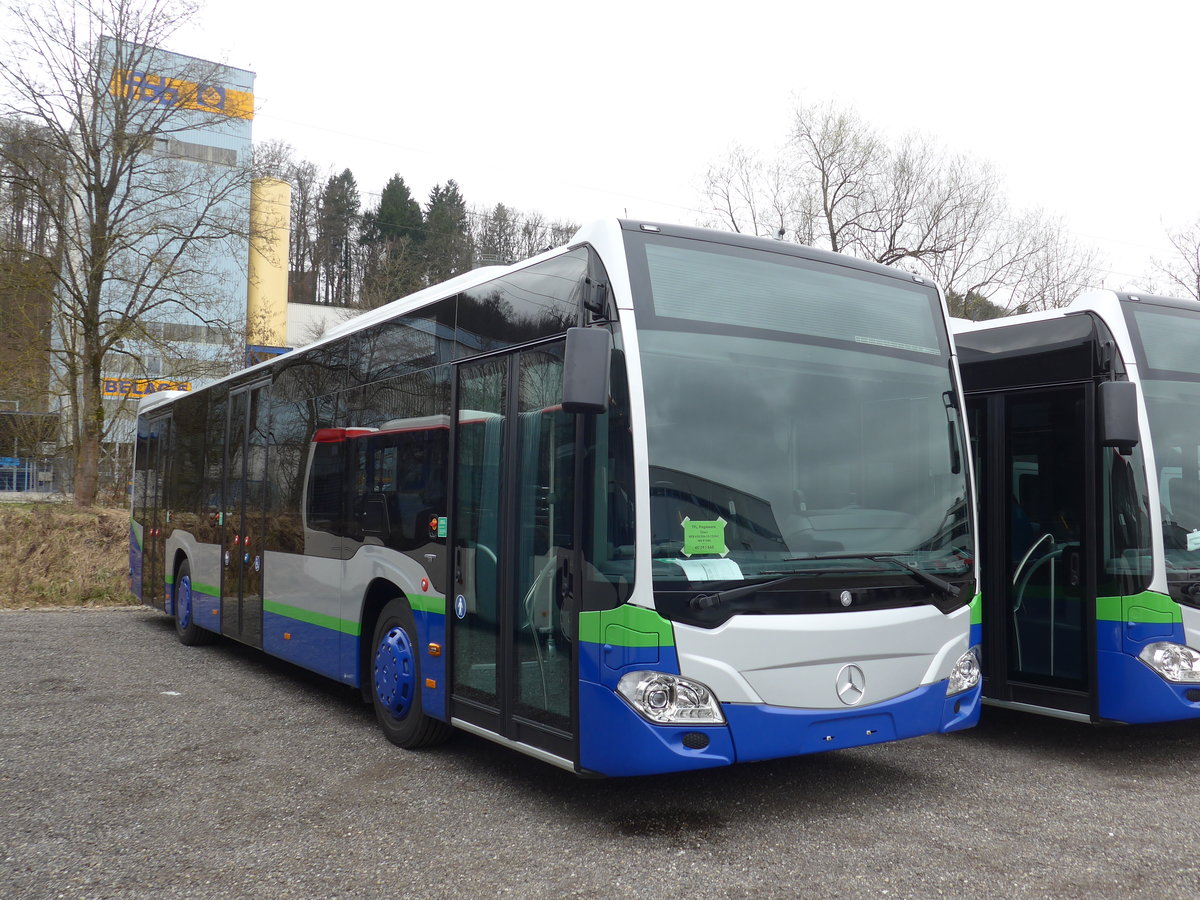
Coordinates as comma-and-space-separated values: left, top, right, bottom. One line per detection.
701, 100, 1102, 314
1152, 219, 1200, 302
0, 0, 259, 505
700, 144, 804, 240
790, 102, 885, 254
513, 212, 577, 260
287, 157, 323, 304
469, 204, 579, 266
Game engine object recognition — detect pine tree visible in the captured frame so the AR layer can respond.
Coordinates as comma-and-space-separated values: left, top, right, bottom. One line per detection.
423, 180, 472, 284
316, 169, 360, 306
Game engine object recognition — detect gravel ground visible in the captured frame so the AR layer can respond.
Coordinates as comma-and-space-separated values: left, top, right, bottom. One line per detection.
3, 607, 1200, 899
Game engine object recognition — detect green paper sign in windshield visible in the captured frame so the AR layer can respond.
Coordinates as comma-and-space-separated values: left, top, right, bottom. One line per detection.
682, 516, 728, 557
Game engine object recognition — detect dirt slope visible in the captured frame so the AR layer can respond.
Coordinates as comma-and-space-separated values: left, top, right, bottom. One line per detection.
0, 504, 133, 608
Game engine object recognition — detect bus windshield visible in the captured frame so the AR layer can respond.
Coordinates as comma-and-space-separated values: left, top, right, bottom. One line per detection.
626, 230, 972, 588
1125, 301, 1200, 574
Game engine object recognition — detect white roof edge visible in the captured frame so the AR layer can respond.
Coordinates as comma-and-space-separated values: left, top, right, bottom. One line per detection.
139, 219, 626, 399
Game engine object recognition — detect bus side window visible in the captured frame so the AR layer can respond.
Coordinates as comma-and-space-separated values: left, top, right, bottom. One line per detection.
583, 348, 636, 609
307, 442, 344, 535
353, 428, 448, 552
1102, 445, 1152, 595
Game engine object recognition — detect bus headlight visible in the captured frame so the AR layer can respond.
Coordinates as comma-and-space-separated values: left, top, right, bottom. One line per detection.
946, 647, 981, 695
616, 671, 726, 725
1139, 642, 1200, 682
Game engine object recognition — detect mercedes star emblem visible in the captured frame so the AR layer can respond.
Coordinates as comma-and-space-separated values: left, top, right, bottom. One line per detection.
835, 663, 866, 706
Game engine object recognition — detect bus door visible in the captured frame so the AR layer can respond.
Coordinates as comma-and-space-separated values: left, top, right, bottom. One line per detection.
140, 412, 171, 610
450, 342, 577, 762
970, 385, 1096, 715
222, 381, 270, 647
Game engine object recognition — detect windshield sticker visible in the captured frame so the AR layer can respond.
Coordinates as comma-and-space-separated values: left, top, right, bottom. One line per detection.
682, 516, 728, 557
669, 557, 744, 582
1188, 530, 1200, 552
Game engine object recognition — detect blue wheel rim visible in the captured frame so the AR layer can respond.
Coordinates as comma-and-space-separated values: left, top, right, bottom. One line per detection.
177, 574, 192, 630
374, 625, 416, 720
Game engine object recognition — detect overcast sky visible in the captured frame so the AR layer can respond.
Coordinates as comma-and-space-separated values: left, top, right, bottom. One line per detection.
182, 0, 1199, 291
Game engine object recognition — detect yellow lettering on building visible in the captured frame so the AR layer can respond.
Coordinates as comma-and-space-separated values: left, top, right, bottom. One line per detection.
110, 69, 254, 120
102, 378, 193, 399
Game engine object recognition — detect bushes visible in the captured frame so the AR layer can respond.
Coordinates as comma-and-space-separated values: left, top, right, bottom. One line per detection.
0, 503, 133, 608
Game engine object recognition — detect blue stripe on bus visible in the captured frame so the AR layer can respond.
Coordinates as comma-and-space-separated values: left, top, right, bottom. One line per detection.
578, 677, 981, 777
257, 604, 449, 719
578, 680, 735, 776
191, 585, 221, 633
1094, 618, 1200, 723
263, 609, 346, 683
413, 609, 447, 722
576, 633, 981, 776
724, 679, 979, 764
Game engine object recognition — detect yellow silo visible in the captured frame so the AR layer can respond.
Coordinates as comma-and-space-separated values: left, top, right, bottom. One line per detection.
247, 177, 291, 351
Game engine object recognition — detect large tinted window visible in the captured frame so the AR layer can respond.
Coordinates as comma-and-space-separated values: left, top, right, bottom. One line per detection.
582, 346, 637, 609
265, 357, 338, 554
627, 231, 970, 598
201, 388, 228, 544
455, 248, 586, 354
167, 392, 208, 541
343, 366, 452, 585
351, 297, 457, 385
1128, 304, 1200, 376
1125, 303, 1200, 576
637, 237, 945, 356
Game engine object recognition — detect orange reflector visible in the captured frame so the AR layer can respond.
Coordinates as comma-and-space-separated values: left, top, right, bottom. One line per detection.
211, 609, 218, 616
427, 643, 442, 657
283, 632, 291, 640
425, 678, 436, 689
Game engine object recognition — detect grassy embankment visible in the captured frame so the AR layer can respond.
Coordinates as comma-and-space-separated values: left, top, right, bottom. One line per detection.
0, 503, 134, 609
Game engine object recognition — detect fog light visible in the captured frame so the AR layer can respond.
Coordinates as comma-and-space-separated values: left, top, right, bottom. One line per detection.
1139, 642, 1200, 683
616, 671, 725, 725
946, 646, 981, 696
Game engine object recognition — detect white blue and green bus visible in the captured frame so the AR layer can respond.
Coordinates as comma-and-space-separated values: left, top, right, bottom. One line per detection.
131, 219, 981, 776
955, 290, 1200, 722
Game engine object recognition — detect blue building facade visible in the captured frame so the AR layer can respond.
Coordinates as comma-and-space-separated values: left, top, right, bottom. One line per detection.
96, 39, 256, 448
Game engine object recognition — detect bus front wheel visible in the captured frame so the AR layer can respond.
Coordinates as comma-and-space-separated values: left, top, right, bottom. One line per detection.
370, 599, 452, 749
174, 560, 217, 647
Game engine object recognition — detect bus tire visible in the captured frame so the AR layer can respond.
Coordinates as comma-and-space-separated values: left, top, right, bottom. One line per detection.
174, 560, 217, 647
370, 598, 453, 749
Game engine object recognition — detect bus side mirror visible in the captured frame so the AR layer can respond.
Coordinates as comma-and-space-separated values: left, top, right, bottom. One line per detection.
1099, 380, 1139, 453
562, 327, 611, 414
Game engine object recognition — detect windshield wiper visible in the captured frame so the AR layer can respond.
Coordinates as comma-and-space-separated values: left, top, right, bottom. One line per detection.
879, 555, 961, 602
689, 575, 802, 611
782, 552, 961, 602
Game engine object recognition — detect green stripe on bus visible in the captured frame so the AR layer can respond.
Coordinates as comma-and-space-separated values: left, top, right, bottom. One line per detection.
970, 593, 982, 625
193, 582, 220, 598
408, 593, 444, 614
1096, 591, 1182, 625
262, 599, 362, 636
578, 604, 675, 647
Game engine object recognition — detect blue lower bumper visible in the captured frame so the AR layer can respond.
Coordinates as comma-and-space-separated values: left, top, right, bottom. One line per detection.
578, 678, 981, 777
1095, 619, 1200, 723
1096, 649, 1200, 723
